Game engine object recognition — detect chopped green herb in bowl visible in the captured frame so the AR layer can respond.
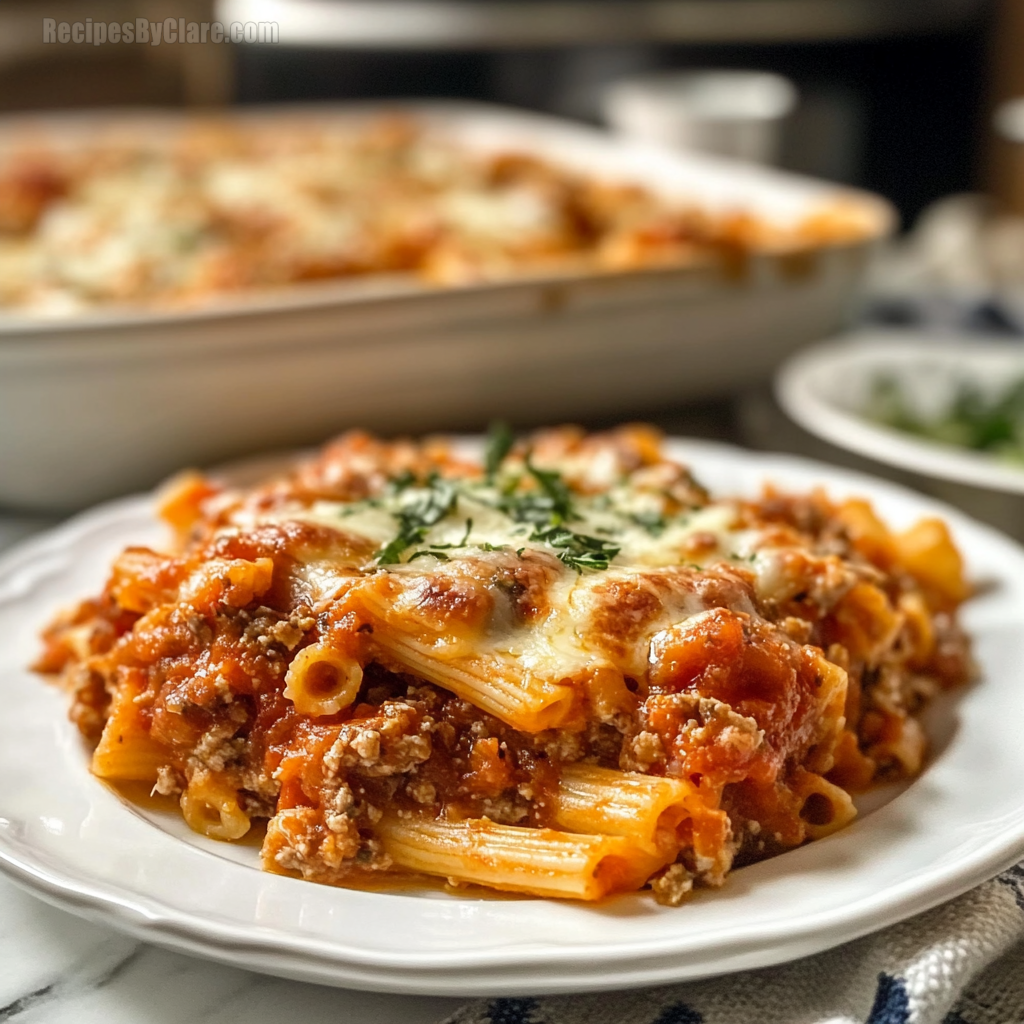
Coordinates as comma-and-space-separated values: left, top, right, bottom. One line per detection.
866, 375, 1024, 465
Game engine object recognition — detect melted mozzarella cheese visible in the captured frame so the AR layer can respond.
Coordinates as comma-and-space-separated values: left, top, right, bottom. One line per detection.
490, 572, 593, 678
242, 476, 784, 688
285, 485, 760, 574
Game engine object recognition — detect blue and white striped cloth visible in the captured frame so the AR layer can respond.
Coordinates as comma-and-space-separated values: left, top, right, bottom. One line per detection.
445, 863, 1024, 1024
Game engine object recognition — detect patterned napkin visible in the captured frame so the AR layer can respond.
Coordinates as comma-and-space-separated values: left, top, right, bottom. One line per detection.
443, 862, 1024, 1024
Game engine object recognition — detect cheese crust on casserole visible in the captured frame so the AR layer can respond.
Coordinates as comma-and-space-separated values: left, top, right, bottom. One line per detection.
37, 426, 971, 903
0, 117, 875, 315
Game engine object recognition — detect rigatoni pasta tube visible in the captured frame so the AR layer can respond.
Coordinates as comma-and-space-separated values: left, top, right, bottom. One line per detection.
180, 770, 250, 841
109, 547, 179, 615
371, 630, 577, 733
553, 764, 698, 852
284, 642, 363, 716
91, 674, 167, 783
789, 767, 857, 841
377, 814, 668, 900
180, 556, 274, 612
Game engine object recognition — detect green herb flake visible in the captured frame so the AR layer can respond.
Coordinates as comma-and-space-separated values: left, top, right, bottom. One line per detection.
375, 532, 418, 566
375, 473, 459, 565
525, 456, 574, 522
407, 518, 475, 562
388, 469, 417, 494
629, 510, 666, 536
407, 549, 451, 562
529, 524, 620, 573
484, 421, 515, 481
495, 456, 577, 529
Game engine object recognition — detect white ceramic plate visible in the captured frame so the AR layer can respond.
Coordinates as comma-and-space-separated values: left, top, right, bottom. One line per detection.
776, 332, 1024, 495
2, 439, 1024, 996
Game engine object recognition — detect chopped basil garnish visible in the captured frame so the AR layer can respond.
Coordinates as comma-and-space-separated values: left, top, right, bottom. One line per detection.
375, 448, 624, 572
405, 519, 474, 562
528, 524, 620, 573
407, 549, 450, 562
630, 510, 666, 536
526, 457, 575, 522
484, 421, 515, 481
375, 474, 458, 564
496, 455, 575, 528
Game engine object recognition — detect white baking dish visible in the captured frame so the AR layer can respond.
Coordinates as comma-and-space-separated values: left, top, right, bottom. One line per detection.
0, 102, 893, 511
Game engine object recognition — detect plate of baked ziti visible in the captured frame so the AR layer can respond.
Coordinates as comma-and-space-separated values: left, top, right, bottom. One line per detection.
0, 426, 1021, 994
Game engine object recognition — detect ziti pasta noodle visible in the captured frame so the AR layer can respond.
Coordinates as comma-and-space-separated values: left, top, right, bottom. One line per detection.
36, 425, 973, 903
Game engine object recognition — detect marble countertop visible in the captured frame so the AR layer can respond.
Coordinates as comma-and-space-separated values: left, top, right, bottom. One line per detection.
0, 513, 464, 1024
0, 878, 463, 1024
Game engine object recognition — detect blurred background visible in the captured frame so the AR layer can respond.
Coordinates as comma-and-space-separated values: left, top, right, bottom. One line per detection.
6, 0, 1024, 539
0, 0, 1004, 223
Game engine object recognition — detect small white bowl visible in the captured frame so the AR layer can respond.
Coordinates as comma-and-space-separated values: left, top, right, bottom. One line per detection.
602, 70, 797, 165
775, 332, 1024, 496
